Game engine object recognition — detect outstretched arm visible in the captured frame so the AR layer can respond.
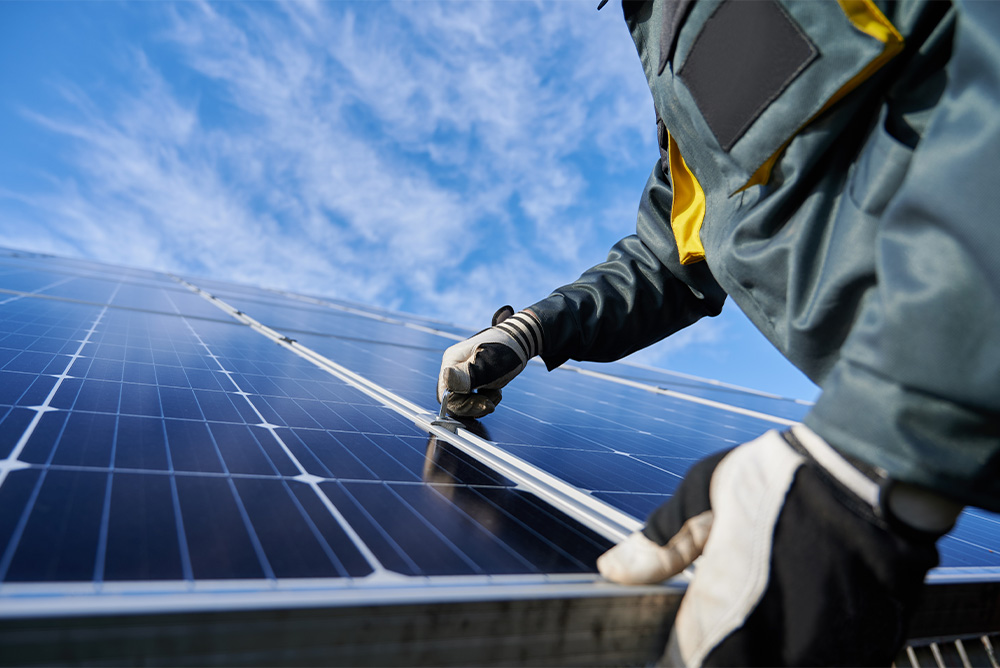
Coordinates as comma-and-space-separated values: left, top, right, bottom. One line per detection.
437, 157, 727, 417
529, 158, 727, 370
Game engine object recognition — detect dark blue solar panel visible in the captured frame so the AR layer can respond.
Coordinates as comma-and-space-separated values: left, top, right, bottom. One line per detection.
0, 269, 74, 295
194, 278, 475, 337
3, 468, 108, 582
0, 251, 179, 289
0, 372, 56, 408
936, 510, 1000, 569
254, 303, 1000, 574
591, 492, 673, 521
572, 360, 814, 422
115, 416, 171, 470
0, 257, 247, 324
0, 249, 996, 614
0, 260, 619, 600
279, 331, 759, 508
320, 479, 604, 577
0, 409, 36, 459
174, 474, 268, 580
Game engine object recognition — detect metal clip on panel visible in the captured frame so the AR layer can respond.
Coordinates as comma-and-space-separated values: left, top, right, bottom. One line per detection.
431, 391, 463, 433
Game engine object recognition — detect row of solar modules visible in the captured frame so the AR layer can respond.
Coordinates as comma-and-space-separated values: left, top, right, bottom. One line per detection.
0, 257, 617, 590
186, 266, 1000, 574
0, 248, 997, 613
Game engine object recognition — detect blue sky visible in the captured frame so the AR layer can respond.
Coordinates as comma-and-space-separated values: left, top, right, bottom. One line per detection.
0, 0, 819, 401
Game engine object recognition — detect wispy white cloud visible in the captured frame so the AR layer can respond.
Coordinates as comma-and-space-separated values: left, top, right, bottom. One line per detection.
1, 0, 655, 328
0, 1, 825, 399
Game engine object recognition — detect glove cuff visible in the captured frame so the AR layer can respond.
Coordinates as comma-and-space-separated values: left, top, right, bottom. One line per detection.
495, 310, 544, 361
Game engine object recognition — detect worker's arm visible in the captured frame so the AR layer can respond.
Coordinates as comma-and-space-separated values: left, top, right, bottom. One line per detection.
528, 156, 726, 371
437, 157, 727, 417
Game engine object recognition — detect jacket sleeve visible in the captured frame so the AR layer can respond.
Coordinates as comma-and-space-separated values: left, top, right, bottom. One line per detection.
805, 0, 1000, 511
528, 157, 727, 371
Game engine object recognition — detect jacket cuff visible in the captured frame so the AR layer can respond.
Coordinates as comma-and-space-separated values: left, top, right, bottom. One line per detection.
805, 358, 1000, 513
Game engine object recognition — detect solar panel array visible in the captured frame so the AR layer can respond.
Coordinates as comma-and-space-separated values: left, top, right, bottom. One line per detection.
0, 248, 997, 623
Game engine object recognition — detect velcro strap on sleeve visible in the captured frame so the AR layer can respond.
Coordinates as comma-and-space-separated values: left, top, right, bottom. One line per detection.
790, 424, 882, 510
789, 425, 963, 537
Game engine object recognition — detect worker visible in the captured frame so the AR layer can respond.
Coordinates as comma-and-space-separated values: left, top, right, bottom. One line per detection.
438, 0, 999, 665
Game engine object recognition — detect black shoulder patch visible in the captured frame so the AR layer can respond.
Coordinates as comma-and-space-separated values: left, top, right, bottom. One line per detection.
678, 0, 817, 151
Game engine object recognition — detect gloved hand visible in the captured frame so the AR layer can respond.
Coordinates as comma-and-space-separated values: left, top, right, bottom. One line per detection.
436, 306, 544, 418
597, 425, 962, 667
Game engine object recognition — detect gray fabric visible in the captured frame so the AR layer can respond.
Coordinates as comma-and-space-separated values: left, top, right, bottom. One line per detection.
656, 0, 694, 75
529, 0, 1000, 511
803, 0, 1000, 509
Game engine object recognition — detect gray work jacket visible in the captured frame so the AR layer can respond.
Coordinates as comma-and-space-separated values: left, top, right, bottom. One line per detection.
528, 0, 1000, 511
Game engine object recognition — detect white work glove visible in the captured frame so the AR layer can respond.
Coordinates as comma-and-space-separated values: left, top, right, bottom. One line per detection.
437, 306, 544, 418
597, 426, 962, 667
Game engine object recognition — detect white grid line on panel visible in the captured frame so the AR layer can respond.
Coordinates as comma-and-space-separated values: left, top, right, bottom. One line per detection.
0, 289, 118, 585
174, 311, 390, 578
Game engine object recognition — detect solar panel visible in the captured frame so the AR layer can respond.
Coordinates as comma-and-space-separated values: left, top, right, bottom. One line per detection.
0, 292, 615, 586
0, 248, 997, 664
211, 286, 999, 575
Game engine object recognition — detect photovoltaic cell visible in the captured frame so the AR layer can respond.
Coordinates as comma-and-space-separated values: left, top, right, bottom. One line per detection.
104, 472, 186, 581
4, 468, 109, 583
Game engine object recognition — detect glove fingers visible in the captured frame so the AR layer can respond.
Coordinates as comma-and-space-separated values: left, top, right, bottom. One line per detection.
466, 343, 524, 390
436, 308, 539, 407
442, 365, 472, 395
643, 448, 732, 546
598, 451, 729, 586
597, 511, 714, 585
444, 388, 502, 419
437, 343, 519, 401
597, 532, 669, 585
438, 332, 526, 401
661, 509, 713, 574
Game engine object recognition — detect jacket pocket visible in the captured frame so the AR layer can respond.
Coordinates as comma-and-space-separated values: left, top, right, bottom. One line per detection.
848, 107, 915, 218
